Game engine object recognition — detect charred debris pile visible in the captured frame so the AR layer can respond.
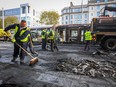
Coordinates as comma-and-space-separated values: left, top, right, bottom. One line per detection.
56, 58, 116, 79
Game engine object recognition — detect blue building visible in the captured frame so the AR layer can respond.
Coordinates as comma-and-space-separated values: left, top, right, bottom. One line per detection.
0, 3, 39, 27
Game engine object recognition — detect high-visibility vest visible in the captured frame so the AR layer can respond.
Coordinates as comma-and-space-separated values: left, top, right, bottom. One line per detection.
49, 30, 55, 40
85, 31, 92, 41
13, 26, 30, 42
41, 29, 47, 39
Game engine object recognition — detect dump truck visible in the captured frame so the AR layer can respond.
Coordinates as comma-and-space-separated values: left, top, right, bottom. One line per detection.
0, 29, 11, 41
91, 6, 116, 51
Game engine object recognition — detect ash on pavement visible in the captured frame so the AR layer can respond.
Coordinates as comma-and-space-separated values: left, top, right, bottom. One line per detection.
0, 42, 116, 87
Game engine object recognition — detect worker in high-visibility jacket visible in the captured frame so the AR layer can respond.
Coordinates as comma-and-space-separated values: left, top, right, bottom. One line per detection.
4, 20, 31, 64
27, 28, 36, 54
48, 27, 55, 52
84, 29, 92, 51
41, 29, 47, 50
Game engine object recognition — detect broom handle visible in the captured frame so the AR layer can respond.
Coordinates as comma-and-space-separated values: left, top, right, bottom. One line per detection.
29, 35, 39, 54
4, 31, 34, 58
15, 42, 34, 58
29, 36, 34, 48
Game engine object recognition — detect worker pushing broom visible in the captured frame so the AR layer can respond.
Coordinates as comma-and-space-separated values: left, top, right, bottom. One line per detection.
4, 20, 38, 66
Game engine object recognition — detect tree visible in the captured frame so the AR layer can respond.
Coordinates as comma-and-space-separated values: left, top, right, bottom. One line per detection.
0, 18, 2, 28
39, 11, 60, 25
4, 16, 19, 27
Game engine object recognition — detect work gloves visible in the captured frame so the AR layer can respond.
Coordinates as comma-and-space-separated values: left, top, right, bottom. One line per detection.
11, 38, 16, 43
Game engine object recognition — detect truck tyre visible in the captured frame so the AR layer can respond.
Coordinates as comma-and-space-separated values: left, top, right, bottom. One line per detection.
105, 38, 116, 51
100, 41, 106, 50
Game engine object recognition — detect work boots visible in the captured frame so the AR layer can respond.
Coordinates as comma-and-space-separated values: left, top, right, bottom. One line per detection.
31, 51, 36, 54
11, 57, 17, 62
20, 60, 25, 65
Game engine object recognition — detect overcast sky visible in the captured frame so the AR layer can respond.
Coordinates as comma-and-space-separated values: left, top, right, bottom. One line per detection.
0, 0, 88, 14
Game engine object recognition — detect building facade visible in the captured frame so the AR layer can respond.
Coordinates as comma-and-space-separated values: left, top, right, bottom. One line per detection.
61, 0, 116, 24
0, 3, 39, 27
88, 0, 116, 23
61, 2, 89, 24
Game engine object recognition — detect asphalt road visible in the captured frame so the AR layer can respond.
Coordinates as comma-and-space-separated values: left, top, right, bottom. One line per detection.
0, 42, 116, 87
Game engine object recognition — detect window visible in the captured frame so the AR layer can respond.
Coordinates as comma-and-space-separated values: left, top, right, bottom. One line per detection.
74, 15, 78, 19
97, 6, 100, 10
66, 9, 69, 13
28, 21, 30, 25
113, 12, 116, 16
84, 20, 88, 24
70, 15, 73, 19
77, 14, 82, 19
84, 14, 88, 18
91, 7, 93, 10
97, 12, 100, 16
105, 11, 108, 15
62, 17, 64, 20
91, 13, 93, 16
111, 4, 116, 7
97, 0, 100, 3
71, 30, 78, 37
77, 20, 81, 24
21, 17, 26, 20
5, 10, 12, 16
70, 9, 73, 12
70, 21, 73, 24
74, 20, 77, 24
104, 0, 108, 2
83, 7, 88, 11
65, 16, 68, 20
22, 6, 26, 14
12, 9, 20, 15
27, 16, 30, 20
66, 22, 68, 24
33, 10, 35, 16
74, 8, 81, 12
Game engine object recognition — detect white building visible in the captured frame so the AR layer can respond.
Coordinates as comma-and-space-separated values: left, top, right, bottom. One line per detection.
61, 0, 116, 24
0, 3, 39, 27
61, 2, 89, 24
88, 0, 116, 23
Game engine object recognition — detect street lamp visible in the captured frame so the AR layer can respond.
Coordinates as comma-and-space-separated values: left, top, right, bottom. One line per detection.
2, 8, 4, 29
81, 0, 83, 24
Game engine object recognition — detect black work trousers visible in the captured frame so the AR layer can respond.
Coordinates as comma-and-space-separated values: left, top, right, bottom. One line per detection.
13, 42, 28, 61
84, 40, 91, 51
42, 39, 46, 49
50, 39, 54, 52
28, 42, 34, 53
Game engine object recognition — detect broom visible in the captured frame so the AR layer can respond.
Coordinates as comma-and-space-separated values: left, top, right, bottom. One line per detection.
15, 42, 38, 66
5, 31, 38, 66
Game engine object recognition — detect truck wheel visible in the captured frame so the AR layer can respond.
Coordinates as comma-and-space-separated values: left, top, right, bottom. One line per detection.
105, 38, 116, 51
100, 41, 106, 50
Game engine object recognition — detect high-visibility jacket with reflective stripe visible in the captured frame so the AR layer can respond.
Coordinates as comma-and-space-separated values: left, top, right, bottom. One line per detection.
15, 26, 30, 42
49, 30, 55, 40
41, 29, 47, 39
85, 31, 92, 41
5, 24, 30, 42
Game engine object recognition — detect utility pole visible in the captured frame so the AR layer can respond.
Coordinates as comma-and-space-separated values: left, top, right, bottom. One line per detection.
2, 8, 4, 29
81, 0, 83, 24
